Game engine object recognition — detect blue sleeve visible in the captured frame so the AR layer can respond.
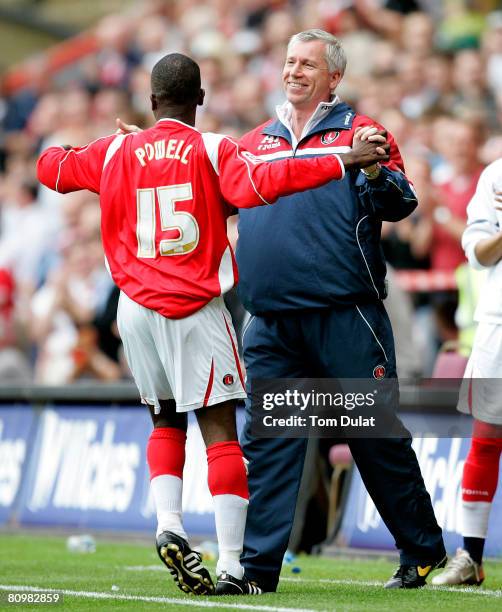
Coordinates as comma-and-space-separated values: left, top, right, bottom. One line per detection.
356, 166, 418, 222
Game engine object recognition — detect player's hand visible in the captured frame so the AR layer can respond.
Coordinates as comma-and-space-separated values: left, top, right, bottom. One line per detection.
115, 117, 142, 135
341, 128, 390, 171
352, 126, 388, 175
354, 126, 387, 156
494, 189, 502, 211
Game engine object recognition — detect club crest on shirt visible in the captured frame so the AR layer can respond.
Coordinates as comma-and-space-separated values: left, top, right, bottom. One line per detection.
373, 365, 386, 380
321, 131, 339, 145
223, 374, 234, 386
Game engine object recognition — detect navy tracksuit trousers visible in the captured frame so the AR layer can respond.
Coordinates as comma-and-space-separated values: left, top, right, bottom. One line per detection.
240, 302, 445, 592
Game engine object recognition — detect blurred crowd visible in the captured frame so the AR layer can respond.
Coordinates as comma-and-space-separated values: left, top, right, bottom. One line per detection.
0, 0, 501, 384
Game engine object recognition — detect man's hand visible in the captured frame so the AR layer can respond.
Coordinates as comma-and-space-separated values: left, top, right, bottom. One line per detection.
115, 117, 142, 134
355, 126, 388, 157
340, 126, 390, 172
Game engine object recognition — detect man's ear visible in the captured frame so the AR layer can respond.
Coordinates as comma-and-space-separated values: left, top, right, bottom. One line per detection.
329, 71, 343, 94
150, 93, 158, 112
198, 88, 205, 106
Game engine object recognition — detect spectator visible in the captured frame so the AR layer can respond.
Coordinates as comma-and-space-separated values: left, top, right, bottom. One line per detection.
30, 199, 119, 384
400, 11, 436, 59
0, 178, 51, 292
428, 119, 484, 273
484, 11, 502, 94
94, 13, 135, 89
424, 53, 456, 112
414, 119, 484, 348
228, 74, 269, 132
451, 49, 498, 127
382, 152, 432, 271
398, 53, 436, 119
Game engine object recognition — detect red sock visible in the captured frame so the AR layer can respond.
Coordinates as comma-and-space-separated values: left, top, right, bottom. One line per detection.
462, 435, 502, 502
207, 440, 249, 499
147, 427, 186, 480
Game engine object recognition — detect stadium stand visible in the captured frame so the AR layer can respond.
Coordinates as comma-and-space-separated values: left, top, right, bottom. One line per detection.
0, 0, 501, 380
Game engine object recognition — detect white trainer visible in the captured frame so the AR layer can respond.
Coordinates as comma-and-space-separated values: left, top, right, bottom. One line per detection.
431, 548, 485, 586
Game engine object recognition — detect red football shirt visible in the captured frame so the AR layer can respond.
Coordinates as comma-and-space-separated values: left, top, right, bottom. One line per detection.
37, 118, 345, 318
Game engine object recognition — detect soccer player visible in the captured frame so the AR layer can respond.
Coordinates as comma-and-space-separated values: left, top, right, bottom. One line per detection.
37, 53, 388, 597
433, 159, 502, 586
235, 30, 447, 591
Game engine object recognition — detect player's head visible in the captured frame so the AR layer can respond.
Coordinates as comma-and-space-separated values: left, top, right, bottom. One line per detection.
150, 53, 204, 118
283, 30, 346, 110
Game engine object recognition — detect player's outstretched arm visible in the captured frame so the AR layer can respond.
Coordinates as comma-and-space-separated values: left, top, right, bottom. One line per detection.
37, 134, 118, 194
214, 131, 389, 208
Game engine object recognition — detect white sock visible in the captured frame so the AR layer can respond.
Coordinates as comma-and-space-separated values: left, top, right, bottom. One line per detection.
213, 494, 248, 579
462, 500, 492, 538
151, 474, 187, 540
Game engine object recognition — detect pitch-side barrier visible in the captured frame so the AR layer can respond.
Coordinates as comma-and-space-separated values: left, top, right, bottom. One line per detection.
0, 383, 500, 557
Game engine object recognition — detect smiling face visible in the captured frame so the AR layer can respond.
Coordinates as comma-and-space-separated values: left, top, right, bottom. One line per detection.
282, 40, 342, 113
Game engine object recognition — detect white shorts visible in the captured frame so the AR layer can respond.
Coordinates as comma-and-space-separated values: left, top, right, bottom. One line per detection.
117, 292, 247, 413
458, 322, 502, 425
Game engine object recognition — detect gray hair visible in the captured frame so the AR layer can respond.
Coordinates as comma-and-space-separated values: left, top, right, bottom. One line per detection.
287, 29, 347, 75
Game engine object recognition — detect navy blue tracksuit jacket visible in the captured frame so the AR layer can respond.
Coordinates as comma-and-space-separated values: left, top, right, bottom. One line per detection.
235, 101, 445, 591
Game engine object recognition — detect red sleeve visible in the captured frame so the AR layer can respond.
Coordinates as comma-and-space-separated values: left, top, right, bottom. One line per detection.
213, 135, 344, 208
352, 115, 404, 174
37, 134, 117, 194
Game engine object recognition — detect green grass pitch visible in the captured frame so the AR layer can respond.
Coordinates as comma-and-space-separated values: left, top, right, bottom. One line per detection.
0, 533, 501, 611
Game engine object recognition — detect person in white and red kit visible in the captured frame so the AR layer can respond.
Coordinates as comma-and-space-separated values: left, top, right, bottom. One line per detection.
37, 52, 388, 596
433, 158, 502, 586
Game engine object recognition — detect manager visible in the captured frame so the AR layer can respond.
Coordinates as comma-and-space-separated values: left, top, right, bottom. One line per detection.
237, 29, 446, 591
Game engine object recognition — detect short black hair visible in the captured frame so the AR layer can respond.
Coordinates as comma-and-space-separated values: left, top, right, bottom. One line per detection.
151, 53, 201, 106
